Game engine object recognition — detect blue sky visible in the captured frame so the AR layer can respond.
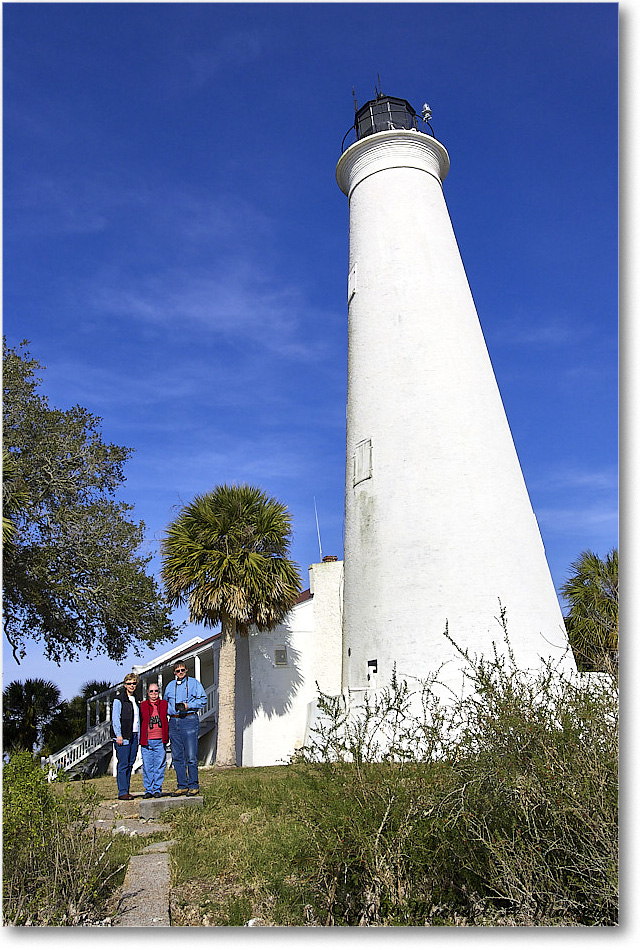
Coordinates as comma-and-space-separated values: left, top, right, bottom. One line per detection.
3, 1, 619, 701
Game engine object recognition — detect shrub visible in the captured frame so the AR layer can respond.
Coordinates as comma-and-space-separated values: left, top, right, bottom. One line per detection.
2, 750, 128, 925
294, 622, 618, 926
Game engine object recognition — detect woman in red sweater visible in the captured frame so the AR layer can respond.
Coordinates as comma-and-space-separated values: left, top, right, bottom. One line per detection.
140, 683, 169, 798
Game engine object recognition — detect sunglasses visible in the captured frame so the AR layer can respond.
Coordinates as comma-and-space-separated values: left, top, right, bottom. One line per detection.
175, 668, 187, 673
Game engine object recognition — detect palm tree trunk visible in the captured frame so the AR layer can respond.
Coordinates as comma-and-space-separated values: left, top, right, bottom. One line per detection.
215, 614, 237, 768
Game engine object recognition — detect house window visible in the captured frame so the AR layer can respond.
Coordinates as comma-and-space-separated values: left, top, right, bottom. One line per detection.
274, 647, 288, 667
353, 438, 373, 486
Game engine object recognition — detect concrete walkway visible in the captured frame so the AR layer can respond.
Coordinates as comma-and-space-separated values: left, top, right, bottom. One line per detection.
94, 817, 171, 836
114, 839, 174, 927
104, 795, 203, 927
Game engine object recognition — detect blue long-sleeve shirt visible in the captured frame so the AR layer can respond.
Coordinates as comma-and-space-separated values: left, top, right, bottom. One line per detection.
163, 676, 207, 716
112, 696, 140, 743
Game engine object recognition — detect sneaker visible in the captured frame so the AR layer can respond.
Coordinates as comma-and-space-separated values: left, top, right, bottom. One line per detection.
187, 788, 200, 796
173, 788, 189, 797
153, 792, 162, 798
118, 794, 134, 801
143, 792, 153, 799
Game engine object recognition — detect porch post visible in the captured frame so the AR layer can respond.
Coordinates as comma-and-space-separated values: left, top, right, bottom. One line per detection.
194, 654, 201, 683
86, 700, 91, 733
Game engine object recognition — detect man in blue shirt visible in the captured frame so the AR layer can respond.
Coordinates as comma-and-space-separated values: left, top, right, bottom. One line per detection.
164, 660, 207, 796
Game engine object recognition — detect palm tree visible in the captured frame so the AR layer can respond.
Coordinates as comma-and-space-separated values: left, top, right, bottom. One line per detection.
80, 679, 113, 706
560, 548, 618, 672
3, 678, 62, 752
161, 484, 302, 767
42, 679, 113, 754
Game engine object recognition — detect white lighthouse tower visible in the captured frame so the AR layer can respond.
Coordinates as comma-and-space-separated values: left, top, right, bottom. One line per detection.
337, 92, 573, 698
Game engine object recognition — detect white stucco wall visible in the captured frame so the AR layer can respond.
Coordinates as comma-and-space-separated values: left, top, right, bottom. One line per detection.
237, 559, 343, 766
337, 129, 575, 700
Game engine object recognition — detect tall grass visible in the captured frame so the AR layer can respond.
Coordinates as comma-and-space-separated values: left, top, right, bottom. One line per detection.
167, 625, 617, 926
293, 623, 618, 925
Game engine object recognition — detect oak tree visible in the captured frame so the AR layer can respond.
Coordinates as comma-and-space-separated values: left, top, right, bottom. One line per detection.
3, 339, 176, 664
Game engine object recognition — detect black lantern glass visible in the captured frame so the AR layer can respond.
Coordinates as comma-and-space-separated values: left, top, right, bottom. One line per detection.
355, 95, 419, 140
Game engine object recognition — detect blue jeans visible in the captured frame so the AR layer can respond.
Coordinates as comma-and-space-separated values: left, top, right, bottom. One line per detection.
141, 738, 167, 794
169, 715, 200, 790
114, 734, 139, 797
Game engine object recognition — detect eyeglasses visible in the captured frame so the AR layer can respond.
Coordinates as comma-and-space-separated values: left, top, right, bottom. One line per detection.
175, 668, 187, 673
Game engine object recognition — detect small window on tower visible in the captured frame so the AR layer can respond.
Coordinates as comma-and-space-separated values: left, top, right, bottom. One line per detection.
353, 439, 373, 486
274, 647, 288, 667
348, 264, 357, 303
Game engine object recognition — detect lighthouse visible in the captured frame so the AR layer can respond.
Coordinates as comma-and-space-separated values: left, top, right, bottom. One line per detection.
337, 92, 573, 697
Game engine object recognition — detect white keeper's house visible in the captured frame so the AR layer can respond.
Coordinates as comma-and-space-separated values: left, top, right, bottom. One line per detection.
44, 557, 343, 777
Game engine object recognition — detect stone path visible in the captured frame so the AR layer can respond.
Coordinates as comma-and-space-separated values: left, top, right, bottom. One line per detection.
94, 817, 171, 836
114, 839, 174, 927
95, 794, 204, 927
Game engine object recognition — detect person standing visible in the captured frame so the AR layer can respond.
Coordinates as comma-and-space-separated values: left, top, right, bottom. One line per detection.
140, 682, 169, 798
164, 661, 207, 796
111, 673, 141, 801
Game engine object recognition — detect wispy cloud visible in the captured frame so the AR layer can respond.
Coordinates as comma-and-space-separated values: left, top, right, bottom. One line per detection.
530, 462, 618, 548
534, 465, 618, 493
5, 159, 276, 244
488, 308, 594, 348
45, 355, 230, 415
513, 322, 577, 346
536, 504, 619, 535
182, 30, 267, 90
88, 264, 324, 359
4, 173, 117, 237
126, 436, 315, 523
16, 171, 335, 361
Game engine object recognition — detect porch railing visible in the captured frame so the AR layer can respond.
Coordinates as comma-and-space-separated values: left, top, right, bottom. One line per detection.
200, 682, 218, 722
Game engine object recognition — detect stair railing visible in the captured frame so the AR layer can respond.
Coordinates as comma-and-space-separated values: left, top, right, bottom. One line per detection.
43, 720, 113, 781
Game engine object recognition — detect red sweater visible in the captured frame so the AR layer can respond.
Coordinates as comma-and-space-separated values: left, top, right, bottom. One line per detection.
140, 698, 169, 745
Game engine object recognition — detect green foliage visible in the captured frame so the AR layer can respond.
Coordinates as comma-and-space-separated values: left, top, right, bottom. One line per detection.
164, 631, 617, 927
161, 483, 302, 631
293, 628, 618, 926
2, 750, 134, 925
3, 678, 62, 752
560, 548, 618, 672
3, 338, 176, 663
2, 447, 29, 548
167, 766, 322, 926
